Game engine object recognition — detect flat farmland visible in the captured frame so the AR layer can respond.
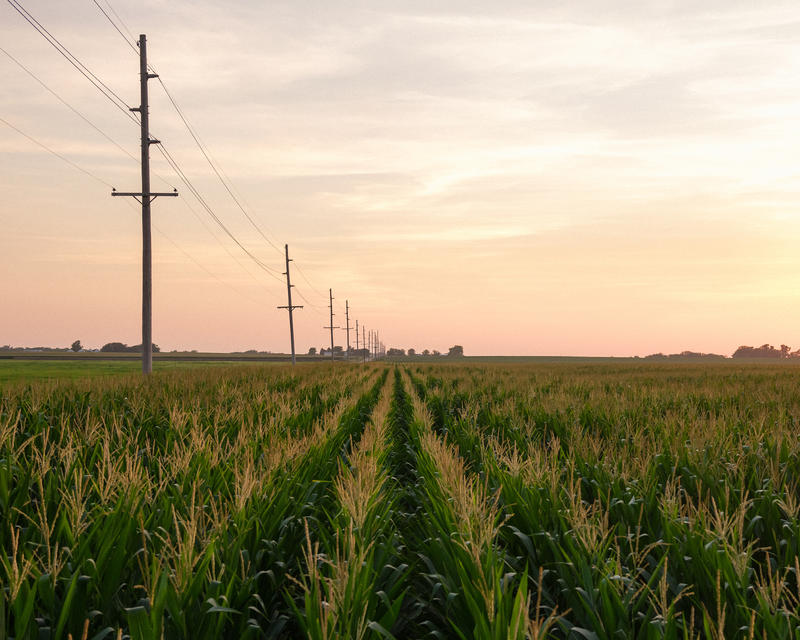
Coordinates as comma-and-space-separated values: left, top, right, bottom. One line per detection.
2, 362, 800, 639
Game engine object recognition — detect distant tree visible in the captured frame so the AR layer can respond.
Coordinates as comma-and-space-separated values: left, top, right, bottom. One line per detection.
781, 344, 791, 358
644, 351, 725, 360
308, 347, 317, 355
333, 346, 344, 355
131, 343, 160, 353
70, 340, 82, 352
102, 342, 160, 353
432, 350, 441, 356
408, 348, 416, 356
422, 349, 430, 356
447, 345, 464, 358
101, 342, 128, 353
732, 344, 782, 359
387, 348, 405, 357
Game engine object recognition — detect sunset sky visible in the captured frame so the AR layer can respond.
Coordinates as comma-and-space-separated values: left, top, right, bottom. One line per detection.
3, 1, 800, 356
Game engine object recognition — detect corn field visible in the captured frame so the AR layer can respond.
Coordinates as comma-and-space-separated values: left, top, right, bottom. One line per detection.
2, 362, 800, 639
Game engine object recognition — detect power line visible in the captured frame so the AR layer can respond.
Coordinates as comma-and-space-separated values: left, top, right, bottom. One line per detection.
156, 142, 285, 286
293, 286, 326, 314
171, 185, 280, 294
6, 0, 138, 126
150, 69, 333, 312
152, 222, 264, 307
1, 43, 177, 190
90, 0, 138, 55
0, 114, 113, 188
1, 44, 138, 164
292, 259, 328, 301
169, 183, 268, 289
154, 76, 285, 257
117, 198, 262, 305
100, 0, 136, 44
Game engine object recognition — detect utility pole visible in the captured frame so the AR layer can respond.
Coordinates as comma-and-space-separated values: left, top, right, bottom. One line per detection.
112, 34, 178, 375
355, 319, 359, 354
345, 300, 351, 360
362, 325, 366, 363
324, 288, 339, 361
277, 244, 303, 365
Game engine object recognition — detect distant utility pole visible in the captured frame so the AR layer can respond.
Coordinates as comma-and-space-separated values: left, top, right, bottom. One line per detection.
277, 244, 303, 365
112, 34, 177, 375
345, 300, 351, 360
355, 319, 359, 354
362, 325, 366, 363
324, 288, 339, 361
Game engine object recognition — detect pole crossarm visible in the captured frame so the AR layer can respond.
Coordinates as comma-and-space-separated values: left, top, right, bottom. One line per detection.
112, 188, 178, 204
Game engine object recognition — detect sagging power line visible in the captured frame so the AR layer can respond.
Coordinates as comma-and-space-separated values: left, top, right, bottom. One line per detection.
7, 0, 138, 125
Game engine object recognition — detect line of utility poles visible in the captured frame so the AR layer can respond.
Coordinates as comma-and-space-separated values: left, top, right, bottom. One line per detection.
275, 278, 384, 364
111, 34, 177, 375
110, 36, 380, 372
277, 244, 303, 365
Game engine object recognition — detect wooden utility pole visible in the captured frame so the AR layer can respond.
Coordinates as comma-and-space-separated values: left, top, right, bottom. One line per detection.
345, 300, 351, 360
277, 244, 303, 365
324, 288, 339, 361
112, 34, 177, 375
355, 319, 359, 355
362, 325, 366, 363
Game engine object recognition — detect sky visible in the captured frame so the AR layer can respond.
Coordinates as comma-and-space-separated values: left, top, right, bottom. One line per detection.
3, 1, 800, 356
